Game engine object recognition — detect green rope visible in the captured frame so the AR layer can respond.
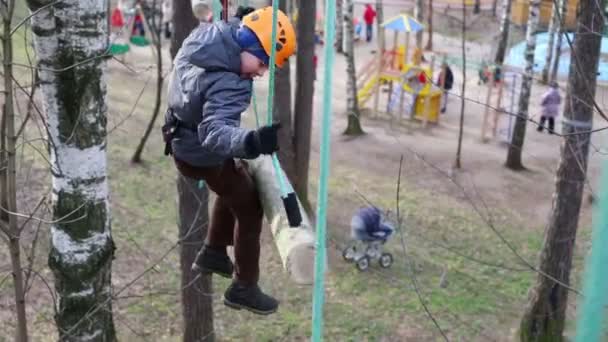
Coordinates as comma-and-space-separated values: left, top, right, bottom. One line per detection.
575, 160, 608, 342
312, 0, 336, 339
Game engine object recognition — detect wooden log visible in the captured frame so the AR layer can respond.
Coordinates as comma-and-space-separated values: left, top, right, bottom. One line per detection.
248, 157, 317, 285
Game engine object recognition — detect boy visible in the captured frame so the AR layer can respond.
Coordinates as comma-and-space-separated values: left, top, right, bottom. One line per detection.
163, 7, 296, 315
537, 82, 561, 134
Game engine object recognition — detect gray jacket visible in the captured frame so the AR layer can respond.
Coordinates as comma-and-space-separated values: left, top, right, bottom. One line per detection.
165, 20, 256, 167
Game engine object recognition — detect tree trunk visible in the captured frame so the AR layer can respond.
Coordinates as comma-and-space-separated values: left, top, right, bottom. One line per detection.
177, 177, 214, 342
494, 0, 512, 65
541, 1, 559, 84
376, 0, 385, 50
171, 0, 199, 59
26, 0, 117, 340
519, 0, 603, 339
170, 1, 214, 341
505, 0, 540, 170
293, 0, 316, 206
455, 0, 466, 169
550, 0, 567, 83
414, 0, 424, 48
133, 0, 164, 163
274, 0, 297, 185
425, 0, 434, 50
344, 0, 364, 136
1, 1, 28, 341
335, 0, 344, 53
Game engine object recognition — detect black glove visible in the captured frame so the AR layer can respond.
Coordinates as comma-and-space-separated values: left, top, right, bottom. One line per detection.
235, 6, 256, 20
245, 122, 281, 157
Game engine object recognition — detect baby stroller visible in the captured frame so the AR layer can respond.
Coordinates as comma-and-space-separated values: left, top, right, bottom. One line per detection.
342, 206, 395, 271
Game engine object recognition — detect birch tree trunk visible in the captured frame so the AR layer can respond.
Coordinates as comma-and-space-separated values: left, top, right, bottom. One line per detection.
344, 0, 363, 135
414, 0, 424, 48
541, 1, 559, 83
505, 0, 540, 170
336, 0, 344, 53
26, 0, 117, 340
519, 0, 603, 339
455, 0, 467, 169
550, 0, 567, 83
494, 0, 512, 65
293, 0, 316, 206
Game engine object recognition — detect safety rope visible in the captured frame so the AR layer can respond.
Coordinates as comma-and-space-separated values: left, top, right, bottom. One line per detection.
311, 0, 336, 339
575, 160, 608, 342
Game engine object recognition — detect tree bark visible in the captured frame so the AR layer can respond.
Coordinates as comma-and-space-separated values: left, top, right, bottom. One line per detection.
26, 0, 117, 340
170, 1, 214, 341
274, 0, 297, 185
541, 0, 559, 84
335, 0, 344, 53
343, 0, 364, 136
455, 0, 466, 169
505, 0, 540, 170
425, 0, 434, 50
519, 0, 603, 339
414, 0, 424, 48
171, 0, 199, 59
376, 0, 385, 50
2, 1, 28, 341
550, 0, 567, 83
494, 0, 512, 65
293, 0, 316, 206
177, 177, 214, 342
133, 0, 164, 163
248, 158, 316, 285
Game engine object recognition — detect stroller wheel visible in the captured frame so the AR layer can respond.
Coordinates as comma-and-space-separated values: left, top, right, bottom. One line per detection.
356, 256, 370, 271
379, 253, 393, 268
342, 246, 356, 262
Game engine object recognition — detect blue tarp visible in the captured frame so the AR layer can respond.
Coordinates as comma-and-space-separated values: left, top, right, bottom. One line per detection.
506, 32, 608, 82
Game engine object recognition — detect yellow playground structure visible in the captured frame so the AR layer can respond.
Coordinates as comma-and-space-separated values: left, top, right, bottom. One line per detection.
357, 15, 443, 125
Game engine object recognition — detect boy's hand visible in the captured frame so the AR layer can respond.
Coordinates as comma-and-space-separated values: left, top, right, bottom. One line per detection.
246, 122, 281, 157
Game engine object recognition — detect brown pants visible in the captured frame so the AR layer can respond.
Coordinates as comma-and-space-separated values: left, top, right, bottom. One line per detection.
175, 158, 263, 285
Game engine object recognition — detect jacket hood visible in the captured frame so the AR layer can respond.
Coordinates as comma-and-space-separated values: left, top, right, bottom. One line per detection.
178, 20, 242, 74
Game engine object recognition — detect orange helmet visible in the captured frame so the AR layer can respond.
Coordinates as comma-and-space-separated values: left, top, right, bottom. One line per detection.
242, 7, 296, 68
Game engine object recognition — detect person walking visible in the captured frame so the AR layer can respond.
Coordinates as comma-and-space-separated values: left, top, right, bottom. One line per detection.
363, 4, 376, 42
537, 82, 561, 134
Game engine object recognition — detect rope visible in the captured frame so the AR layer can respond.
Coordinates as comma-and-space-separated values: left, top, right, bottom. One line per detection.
312, 0, 337, 339
575, 160, 608, 342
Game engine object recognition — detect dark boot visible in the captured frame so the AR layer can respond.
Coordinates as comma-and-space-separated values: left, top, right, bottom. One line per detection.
191, 245, 234, 278
223, 282, 279, 315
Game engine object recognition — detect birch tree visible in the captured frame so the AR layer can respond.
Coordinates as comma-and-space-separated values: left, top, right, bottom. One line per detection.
519, 0, 604, 338
505, 0, 540, 170
541, 1, 559, 83
425, 0, 434, 50
25, 0, 117, 339
344, 0, 363, 135
494, 0, 512, 65
335, 0, 344, 53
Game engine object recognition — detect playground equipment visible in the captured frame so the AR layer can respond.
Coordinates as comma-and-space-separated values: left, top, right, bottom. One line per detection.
110, 1, 154, 57
357, 14, 443, 125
